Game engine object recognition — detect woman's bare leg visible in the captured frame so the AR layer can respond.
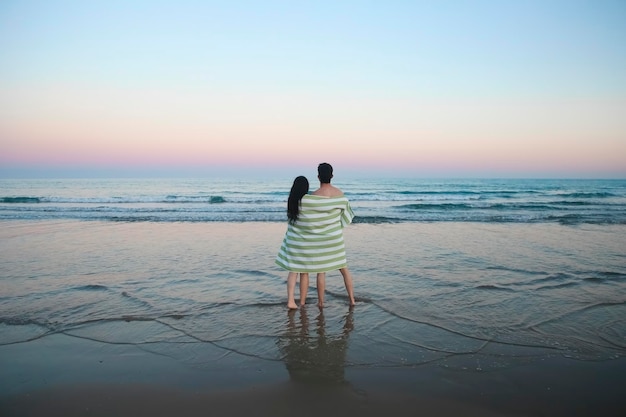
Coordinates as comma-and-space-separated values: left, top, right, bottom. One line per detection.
287, 272, 298, 309
340, 267, 356, 306
316, 273, 326, 308
299, 273, 309, 306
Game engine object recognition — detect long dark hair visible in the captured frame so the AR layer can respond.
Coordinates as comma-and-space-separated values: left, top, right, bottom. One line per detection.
287, 176, 309, 224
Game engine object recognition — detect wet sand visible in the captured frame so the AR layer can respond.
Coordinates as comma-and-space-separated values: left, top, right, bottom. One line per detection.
1, 332, 624, 417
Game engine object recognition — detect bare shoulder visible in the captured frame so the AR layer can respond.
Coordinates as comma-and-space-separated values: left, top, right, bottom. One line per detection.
330, 185, 344, 197
329, 188, 344, 197
313, 185, 344, 197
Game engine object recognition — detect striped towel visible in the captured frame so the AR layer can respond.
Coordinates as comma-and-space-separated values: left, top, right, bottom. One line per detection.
275, 195, 355, 273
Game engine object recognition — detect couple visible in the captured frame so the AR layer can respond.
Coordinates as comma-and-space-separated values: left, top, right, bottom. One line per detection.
275, 163, 356, 309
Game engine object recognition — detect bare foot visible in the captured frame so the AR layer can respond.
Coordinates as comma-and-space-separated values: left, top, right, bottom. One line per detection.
287, 302, 298, 310
317, 302, 324, 309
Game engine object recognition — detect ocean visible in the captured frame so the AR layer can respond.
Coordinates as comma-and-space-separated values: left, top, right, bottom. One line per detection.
1, 177, 625, 378
1, 177, 625, 224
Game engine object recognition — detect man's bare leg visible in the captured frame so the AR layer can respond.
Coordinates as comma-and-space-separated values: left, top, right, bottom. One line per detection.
287, 272, 298, 309
340, 267, 356, 306
299, 273, 309, 306
316, 272, 326, 308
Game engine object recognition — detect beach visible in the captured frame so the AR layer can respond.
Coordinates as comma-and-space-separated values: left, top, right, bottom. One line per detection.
1, 219, 625, 416
3, 0, 625, 411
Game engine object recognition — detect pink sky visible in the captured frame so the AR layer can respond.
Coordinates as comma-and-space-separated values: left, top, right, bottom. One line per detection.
2, 84, 624, 177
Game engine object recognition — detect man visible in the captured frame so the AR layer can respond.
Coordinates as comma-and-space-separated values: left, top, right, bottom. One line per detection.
311, 162, 356, 307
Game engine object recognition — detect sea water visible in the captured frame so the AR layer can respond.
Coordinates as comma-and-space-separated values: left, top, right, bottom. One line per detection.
0, 178, 625, 375
1, 177, 624, 224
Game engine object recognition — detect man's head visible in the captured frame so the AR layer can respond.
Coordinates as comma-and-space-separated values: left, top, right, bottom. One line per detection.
318, 162, 333, 183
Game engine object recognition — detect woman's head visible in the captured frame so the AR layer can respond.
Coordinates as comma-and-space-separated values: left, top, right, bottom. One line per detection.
288, 176, 309, 223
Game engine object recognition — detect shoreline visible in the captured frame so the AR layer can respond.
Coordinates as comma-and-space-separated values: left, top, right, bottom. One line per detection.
1, 332, 624, 417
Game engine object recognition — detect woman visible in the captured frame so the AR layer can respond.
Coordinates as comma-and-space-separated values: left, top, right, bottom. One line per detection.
277, 175, 311, 309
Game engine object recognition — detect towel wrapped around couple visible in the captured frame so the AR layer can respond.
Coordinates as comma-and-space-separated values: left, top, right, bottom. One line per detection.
275, 195, 354, 273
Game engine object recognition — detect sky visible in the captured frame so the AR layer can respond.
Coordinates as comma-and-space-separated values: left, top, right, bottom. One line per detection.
1, 0, 625, 178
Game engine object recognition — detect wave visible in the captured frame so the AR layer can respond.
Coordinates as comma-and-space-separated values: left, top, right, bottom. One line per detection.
394, 190, 483, 196
1, 197, 41, 203
72, 284, 110, 291
1, 195, 232, 204
353, 216, 400, 224
166, 195, 226, 203
395, 201, 602, 211
396, 203, 474, 211
581, 272, 626, 285
548, 214, 626, 225
1, 209, 623, 224
475, 284, 516, 292
557, 192, 616, 198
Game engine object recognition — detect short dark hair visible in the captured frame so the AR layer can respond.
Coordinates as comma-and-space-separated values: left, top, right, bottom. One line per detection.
318, 163, 333, 183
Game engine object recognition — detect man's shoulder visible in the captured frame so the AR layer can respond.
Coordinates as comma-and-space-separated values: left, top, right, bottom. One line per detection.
330, 185, 344, 197
312, 187, 344, 197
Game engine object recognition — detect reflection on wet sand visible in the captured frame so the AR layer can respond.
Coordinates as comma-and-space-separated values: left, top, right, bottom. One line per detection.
278, 307, 354, 384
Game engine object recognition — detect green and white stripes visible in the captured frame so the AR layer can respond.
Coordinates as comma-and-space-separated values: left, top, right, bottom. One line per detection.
275, 195, 354, 273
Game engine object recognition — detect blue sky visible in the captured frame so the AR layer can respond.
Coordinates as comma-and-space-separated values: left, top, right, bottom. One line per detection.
1, 0, 625, 178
